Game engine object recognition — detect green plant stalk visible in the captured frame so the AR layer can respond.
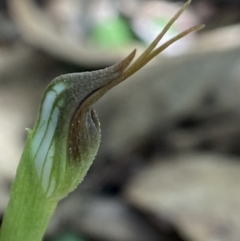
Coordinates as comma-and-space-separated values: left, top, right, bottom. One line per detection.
0, 1, 204, 241
0, 134, 57, 241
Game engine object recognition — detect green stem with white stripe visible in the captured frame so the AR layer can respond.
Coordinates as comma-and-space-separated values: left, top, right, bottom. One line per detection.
0, 132, 57, 241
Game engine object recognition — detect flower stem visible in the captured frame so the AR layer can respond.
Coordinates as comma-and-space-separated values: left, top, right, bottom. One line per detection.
0, 135, 58, 241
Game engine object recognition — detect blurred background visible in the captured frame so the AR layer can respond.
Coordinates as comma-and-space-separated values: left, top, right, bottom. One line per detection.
1, 0, 240, 241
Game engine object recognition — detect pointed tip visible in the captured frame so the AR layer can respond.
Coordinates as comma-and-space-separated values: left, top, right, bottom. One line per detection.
197, 24, 205, 30
182, 0, 191, 10
117, 49, 136, 72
